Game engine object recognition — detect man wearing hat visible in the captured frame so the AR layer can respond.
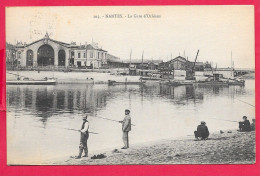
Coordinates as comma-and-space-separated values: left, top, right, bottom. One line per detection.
76, 115, 89, 159
119, 109, 131, 149
194, 121, 209, 140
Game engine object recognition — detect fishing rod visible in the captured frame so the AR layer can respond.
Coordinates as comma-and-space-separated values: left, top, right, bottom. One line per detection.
234, 98, 255, 107
92, 116, 136, 126
204, 117, 239, 123
60, 127, 99, 134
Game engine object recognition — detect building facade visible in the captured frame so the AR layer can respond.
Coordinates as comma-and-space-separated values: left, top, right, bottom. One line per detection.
9, 33, 107, 69
6, 43, 17, 67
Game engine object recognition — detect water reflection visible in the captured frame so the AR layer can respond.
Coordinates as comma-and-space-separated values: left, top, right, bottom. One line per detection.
7, 83, 247, 124
7, 85, 110, 125
158, 85, 203, 104
6, 80, 254, 164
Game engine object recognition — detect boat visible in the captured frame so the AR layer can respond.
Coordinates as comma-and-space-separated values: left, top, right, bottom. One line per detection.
108, 80, 145, 86
227, 81, 245, 86
197, 80, 245, 86
140, 76, 161, 81
160, 79, 244, 87
227, 79, 245, 86
197, 81, 229, 86
7, 77, 57, 85
160, 79, 195, 86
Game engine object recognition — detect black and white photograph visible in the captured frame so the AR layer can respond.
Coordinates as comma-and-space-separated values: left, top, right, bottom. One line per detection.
6, 6, 255, 165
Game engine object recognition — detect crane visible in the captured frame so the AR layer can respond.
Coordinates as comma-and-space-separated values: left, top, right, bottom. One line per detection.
190, 49, 199, 80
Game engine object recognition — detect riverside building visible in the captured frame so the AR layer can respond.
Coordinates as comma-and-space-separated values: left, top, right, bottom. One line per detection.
8, 33, 107, 69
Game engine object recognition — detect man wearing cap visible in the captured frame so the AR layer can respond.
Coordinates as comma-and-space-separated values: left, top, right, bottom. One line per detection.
194, 121, 209, 140
76, 115, 89, 159
119, 109, 131, 149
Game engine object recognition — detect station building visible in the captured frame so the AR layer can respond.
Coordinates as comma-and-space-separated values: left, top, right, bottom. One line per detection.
13, 33, 107, 68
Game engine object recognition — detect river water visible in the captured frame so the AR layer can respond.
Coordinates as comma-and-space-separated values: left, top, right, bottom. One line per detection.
7, 79, 255, 164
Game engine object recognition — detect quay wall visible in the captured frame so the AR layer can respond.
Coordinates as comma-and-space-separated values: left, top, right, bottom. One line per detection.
6, 70, 141, 84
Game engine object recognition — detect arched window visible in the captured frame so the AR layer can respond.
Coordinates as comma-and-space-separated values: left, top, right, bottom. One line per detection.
26, 50, 33, 66
37, 44, 54, 66
58, 50, 66, 66
70, 51, 75, 65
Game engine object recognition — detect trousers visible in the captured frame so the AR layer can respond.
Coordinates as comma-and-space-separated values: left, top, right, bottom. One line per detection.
78, 132, 89, 157
194, 131, 209, 139
122, 131, 129, 148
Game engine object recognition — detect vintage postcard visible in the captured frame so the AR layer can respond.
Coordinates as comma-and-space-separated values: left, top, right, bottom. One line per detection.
5, 6, 255, 165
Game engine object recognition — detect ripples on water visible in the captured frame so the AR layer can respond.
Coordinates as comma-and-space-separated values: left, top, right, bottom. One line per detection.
7, 80, 255, 164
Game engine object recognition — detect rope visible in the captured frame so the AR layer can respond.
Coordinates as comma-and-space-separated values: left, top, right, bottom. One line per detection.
234, 98, 255, 107
60, 127, 98, 134
92, 116, 136, 126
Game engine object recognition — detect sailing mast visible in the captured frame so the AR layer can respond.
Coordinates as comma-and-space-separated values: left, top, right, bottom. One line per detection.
210, 61, 214, 78
130, 49, 132, 66
231, 51, 234, 69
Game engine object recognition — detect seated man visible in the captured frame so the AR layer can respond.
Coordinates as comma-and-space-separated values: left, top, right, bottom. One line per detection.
239, 116, 251, 132
194, 121, 209, 140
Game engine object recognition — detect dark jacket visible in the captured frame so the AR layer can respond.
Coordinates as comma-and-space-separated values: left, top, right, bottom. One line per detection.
197, 124, 209, 138
240, 120, 251, 132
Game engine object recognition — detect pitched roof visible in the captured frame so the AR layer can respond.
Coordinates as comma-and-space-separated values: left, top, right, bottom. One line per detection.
107, 54, 121, 62
167, 56, 187, 63
18, 38, 71, 48
15, 34, 108, 51
86, 44, 107, 52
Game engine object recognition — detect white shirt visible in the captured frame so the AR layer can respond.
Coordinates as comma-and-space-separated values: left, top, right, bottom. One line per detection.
80, 122, 89, 133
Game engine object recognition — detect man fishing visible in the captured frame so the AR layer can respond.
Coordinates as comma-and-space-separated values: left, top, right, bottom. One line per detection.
119, 109, 131, 149
239, 116, 251, 132
76, 115, 89, 159
194, 121, 209, 140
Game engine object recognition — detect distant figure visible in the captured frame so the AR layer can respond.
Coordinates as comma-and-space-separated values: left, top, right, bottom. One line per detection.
119, 109, 131, 149
194, 121, 209, 140
251, 119, 255, 131
76, 115, 89, 159
239, 116, 251, 132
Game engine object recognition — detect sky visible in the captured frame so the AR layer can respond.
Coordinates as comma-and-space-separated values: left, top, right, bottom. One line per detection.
6, 6, 255, 68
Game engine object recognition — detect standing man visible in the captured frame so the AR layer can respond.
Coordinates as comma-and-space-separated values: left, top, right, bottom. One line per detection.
119, 109, 131, 149
76, 115, 89, 159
